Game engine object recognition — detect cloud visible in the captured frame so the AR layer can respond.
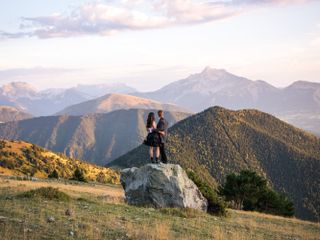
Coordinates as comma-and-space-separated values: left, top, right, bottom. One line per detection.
0, 67, 85, 89
0, 0, 314, 39
0, 67, 80, 80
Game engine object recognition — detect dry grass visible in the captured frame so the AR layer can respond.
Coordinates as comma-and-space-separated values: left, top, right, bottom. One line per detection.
0, 177, 123, 199
0, 166, 20, 176
126, 221, 172, 240
0, 177, 319, 240
211, 225, 262, 240
226, 209, 320, 240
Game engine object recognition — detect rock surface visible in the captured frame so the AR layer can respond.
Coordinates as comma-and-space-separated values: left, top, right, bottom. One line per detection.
121, 164, 208, 211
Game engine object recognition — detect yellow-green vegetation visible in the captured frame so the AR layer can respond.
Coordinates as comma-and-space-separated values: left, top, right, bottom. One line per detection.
0, 177, 319, 240
0, 140, 120, 184
111, 106, 320, 221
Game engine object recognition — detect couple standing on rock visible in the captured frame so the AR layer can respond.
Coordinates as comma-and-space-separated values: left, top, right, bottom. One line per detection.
144, 110, 168, 164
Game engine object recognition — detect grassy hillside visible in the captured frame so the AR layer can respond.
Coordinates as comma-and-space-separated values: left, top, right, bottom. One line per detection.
0, 109, 190, 165
0, 177, 319, 240
110, 106, 320, 221
0, 140, 119, 184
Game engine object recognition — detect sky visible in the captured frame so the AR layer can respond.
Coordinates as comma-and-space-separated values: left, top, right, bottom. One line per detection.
0, 0, 319, 91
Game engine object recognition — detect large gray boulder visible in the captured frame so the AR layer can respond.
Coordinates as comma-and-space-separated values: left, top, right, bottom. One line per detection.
120, 164, 208, 211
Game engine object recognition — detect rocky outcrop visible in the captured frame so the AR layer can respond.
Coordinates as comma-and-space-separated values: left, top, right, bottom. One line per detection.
121, 164, 208, 211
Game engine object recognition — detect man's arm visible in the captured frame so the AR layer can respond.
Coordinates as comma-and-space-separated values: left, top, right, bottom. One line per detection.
158, 130, 165, 135
157, 119, 166, 135
157, 119, 168, 135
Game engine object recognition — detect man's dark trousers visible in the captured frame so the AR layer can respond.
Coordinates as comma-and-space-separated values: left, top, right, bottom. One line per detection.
160, 143, 167, 163
157, 117, 168, 164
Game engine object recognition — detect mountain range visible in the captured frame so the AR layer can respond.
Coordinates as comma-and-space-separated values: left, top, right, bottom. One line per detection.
0, 109, 190, 165
0, 67, 319, 135
0, 82, 136, 116
133, 67, 320, 135
56, 93, 188, 116
0, 105, 32, 122
0, 139, 119, 184
109, 106, 320, 221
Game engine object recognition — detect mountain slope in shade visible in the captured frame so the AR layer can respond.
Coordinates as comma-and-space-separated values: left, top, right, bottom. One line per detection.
133, 67, 320, 136
0, 82, 136, 116
0, 105, 32, 122
0, 109, 190, 165
0, 140, 119, 184
109, 106, 320, 221
56, 93, 189, 116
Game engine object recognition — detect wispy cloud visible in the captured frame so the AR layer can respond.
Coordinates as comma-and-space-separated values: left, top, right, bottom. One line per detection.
0, 67, 80, 80
0, 0, 314, 39
0, 67, 85, 89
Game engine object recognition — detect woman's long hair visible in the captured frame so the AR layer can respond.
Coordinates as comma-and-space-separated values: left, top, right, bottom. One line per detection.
146, 112, 155, 128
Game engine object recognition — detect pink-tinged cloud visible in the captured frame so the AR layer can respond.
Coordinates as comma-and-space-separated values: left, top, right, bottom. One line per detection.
0, 0, 315, 39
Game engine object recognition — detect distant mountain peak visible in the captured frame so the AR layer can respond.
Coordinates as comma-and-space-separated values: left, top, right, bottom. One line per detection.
0, 81, 38, 99
99, 93, 162, 103
201, 66, 227, 74
288, 80, 320, 89
2, 81, 37, 91
56, 92, 188, 116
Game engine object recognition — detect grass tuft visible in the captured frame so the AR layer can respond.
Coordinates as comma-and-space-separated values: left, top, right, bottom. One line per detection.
18, 187, 70, 201
159, 207, 202, 218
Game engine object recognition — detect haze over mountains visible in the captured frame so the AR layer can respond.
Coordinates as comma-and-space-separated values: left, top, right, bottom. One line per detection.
0, 82, 136, 116
0, 67, 319, 136
0, 109, 190, 165
133, 67, 320, 135
57, 93, 188, 116
0, 105, 32, 122
110, 106, 320, 221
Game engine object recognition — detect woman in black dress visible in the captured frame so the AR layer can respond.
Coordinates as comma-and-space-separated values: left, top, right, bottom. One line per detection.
144, 112, 161, 163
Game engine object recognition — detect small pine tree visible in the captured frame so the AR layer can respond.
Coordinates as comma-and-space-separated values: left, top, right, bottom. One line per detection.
257, 189, 294, 217
220, 170, 295, 217
48, 169, 59, 179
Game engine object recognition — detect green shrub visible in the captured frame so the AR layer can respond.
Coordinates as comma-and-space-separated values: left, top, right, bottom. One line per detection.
257, 189, 295, 217
96, 171, 108, 183
219, 170, 294, 217
0, 158, 18, 169
186, 169, 227, 216
48, 169, 59, 179
219, 170, 267, 210
18, 187, 70, 201
71, 168, 87, 182
0, 140, 6, 149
